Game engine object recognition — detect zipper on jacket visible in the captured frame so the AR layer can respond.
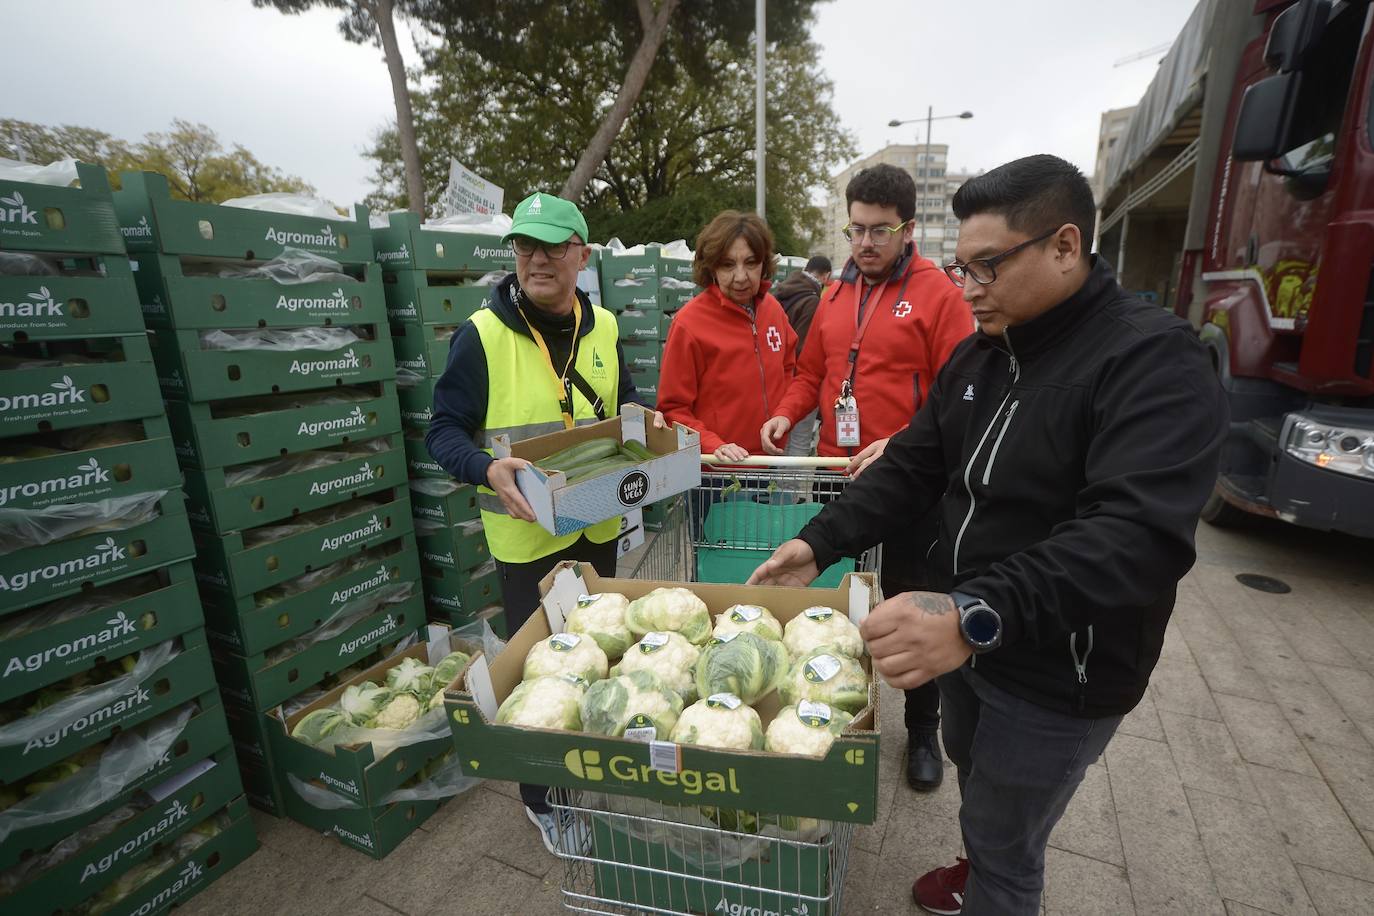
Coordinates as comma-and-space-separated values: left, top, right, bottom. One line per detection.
981, 401, 1020, 486
745, 308, 772, 416
1070, 625, 1094, 711
952, 344, 1020, 575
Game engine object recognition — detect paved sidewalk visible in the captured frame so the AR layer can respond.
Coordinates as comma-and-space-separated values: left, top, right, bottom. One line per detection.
184, 519, 1374, 915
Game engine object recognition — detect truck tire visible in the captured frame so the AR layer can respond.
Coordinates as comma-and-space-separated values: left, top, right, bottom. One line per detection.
1201, 484, 1252, 528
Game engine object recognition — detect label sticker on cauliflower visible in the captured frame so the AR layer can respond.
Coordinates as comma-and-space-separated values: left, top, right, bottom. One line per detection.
798, 700, 834, 728
576, 594, 602, 607
804, 607, 835, 621
550, 633, 581, 652
639, 631, 670, 652
624, 714, 657, 743
706, 693, 742, 710
709, 632, 739, 645
803, 654, 842, 683
729, 605, 762, 623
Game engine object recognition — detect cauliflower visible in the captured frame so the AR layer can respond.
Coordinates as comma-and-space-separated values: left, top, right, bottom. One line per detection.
369, 692, 422, 729
670, 694, 764, 750
712, 604, 783, 642
580, 670, 684, 740
613, 631, 700, 703
783, 607, 864, 659
565, 593, 634, 659
625, 587, 711, 645
695, 631, 790, 704
524, 632, 610, 684
385, 657, 435, 697
291, 707, 348, 745
431, 650, 472, 691
778, 648, 870, 714
496, 675, 586, 731
764, 702, 855, 757
339, 681, 394, 724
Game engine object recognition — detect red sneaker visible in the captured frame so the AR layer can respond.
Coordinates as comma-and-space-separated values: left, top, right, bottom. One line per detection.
913, 857, 970, 915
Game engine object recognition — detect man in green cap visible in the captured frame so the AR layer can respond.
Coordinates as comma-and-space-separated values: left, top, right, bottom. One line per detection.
427, 191, 661, 853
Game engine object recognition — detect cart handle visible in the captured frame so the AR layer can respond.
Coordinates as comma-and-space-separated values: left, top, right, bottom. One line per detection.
700, 455, 851, 468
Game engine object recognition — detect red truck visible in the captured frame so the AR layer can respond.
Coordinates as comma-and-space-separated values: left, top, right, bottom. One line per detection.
1098, 0, 1374, 536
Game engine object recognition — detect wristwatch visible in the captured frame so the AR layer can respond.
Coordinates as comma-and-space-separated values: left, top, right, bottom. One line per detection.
950, 591, 1002, 654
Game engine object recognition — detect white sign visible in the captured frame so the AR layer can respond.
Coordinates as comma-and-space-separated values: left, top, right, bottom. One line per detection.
441, 158, 504, 217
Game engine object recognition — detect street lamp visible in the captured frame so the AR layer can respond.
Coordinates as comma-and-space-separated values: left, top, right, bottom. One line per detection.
888, 109, 973, 253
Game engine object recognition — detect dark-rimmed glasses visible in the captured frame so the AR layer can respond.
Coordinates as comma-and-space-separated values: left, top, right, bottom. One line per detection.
944, 228, 1059, 287
511, 237, 584, 259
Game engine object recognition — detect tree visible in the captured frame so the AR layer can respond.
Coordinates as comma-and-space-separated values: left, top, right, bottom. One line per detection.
254, 0, 427, 213
365, 2, 854, 250
1, 118, 312, 203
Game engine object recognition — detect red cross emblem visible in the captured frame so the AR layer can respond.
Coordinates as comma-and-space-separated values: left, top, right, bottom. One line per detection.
839, 420, 858, 438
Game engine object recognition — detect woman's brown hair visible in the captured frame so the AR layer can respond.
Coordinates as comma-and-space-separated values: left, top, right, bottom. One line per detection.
692, 210, 777, 289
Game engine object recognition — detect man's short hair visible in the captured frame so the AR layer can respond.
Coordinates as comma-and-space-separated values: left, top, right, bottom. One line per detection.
692, 210, 777, 289
804, 255, 831, 274
952, 155, 1097, 252
845, 164, 917, 223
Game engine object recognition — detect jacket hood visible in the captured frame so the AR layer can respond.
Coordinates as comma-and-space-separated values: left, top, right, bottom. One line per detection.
490, 272, 597, 340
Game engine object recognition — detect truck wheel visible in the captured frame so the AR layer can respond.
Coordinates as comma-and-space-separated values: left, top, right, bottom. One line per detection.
1201, 485, 1251, 528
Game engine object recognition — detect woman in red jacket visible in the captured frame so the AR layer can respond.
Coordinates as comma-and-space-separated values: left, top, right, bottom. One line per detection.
659, 211, 797, 462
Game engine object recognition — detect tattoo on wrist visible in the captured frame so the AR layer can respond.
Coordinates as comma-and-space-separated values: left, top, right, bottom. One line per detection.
906, 592, 956, 616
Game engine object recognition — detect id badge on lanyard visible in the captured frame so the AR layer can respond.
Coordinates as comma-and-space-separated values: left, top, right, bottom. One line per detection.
834, 393, 861, 447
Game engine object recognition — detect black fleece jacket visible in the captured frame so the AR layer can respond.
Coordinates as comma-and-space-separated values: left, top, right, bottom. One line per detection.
798, 257, 1227, 717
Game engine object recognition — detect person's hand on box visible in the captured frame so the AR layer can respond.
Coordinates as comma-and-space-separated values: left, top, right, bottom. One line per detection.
860, 591, 971, 689
485, 457, 537, 522
652, 411, 667, 430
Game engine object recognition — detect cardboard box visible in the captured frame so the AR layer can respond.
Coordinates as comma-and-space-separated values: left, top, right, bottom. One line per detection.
388, 321, 456, 378
615, 308, 664, 342
415, 517, 490, 573
0, 162, 125, 255
373, 211, 516, 274
181, 435, 406, 534
403, 428, 445, 479
0, 256, 144, 342
0, 495, 195, 617
90, 798, 257, 916
148, 325, 397, 403
397, 376, 437, 429
164, 382, 401, 469
408, 480, 480, 527
192, 488, 414, 598
200, 535, 421, 657
131, 252, 386, 329
493, 404, 700, 537
211, 589, 425, 712
425, 603, 506, 640
270, 626, 473, 806
445, 563, 880, 824
382, 269, 493, 325
0, 746, 243, 915
622, 339, 660, 371
114, 170, 374, 264
0, 629, 217, 784
0, 692, 232, 871
222, 698, 286, 815
420, 560, 502, 615
0, 335, 164, 439
0, 562, 200, 703
0, 416, 181, 513
282, 774, 439, 859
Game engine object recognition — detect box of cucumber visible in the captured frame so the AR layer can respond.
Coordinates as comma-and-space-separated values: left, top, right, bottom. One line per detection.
490, 403, 700, 537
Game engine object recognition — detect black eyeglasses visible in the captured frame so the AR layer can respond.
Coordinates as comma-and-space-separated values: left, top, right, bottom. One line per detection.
511, 237, 584, 260
944, 228, 1059, 287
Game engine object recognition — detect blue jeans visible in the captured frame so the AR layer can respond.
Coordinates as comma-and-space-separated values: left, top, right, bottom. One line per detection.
938, 665, 1122, 915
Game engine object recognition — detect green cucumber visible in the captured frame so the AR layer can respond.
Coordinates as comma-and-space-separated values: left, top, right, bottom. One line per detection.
620, 440, 655, 461
539, 437, 621, 471
564, 455, 638, 484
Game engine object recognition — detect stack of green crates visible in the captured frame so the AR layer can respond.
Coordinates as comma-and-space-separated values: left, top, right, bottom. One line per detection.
0, 162, 255, 912
114, 173, 426, 817
373, 212, 507, 638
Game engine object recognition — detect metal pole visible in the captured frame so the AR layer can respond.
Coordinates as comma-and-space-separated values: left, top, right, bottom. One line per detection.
921, 105, 932, 253
755, 0, 766, 217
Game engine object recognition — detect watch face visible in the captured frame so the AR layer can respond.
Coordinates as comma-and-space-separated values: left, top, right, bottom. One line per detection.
964, 606, 1000, 645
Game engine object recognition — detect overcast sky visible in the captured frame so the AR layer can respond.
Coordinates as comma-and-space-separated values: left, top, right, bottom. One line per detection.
7, 0, 1199, 208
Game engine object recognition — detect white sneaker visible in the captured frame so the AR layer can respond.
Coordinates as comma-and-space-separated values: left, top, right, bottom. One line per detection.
526, 805, 590, 856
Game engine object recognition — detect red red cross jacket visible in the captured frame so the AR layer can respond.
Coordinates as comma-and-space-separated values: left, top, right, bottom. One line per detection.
658, 282, 797, 454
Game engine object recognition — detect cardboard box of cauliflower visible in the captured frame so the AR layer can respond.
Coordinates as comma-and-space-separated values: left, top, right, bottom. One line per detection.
444, 562, 882, 824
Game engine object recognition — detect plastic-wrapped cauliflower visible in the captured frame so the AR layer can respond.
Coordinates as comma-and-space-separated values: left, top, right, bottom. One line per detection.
778, 647, 870, 714
613, 631, 700, 703
695, 631, 790, 704
565, 593, 634, 659
430, 650, 471, 692
339, 681, 394, 724
524, 632, 610, 684
625, 587, 711, 645
370, 692, 422, 729
385, 657, 435, 697
764, 701, 855, 757
495, 675, 586, 731
782, 606, 864, 659
669, 694, 764, 750
711, 604, 783, 642
580, 670, 684, 740
291, 707, 348, 744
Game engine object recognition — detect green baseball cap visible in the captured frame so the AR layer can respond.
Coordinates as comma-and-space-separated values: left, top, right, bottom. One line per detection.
503, 192, 589, 246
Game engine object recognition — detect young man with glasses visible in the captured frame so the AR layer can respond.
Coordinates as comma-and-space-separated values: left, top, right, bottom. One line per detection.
749, 155, 1227, 914
761, 163, 972, 792
426, 191, 662, 855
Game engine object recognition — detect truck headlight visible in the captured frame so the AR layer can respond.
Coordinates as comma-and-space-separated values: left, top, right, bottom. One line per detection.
1285, 416, 1374, 480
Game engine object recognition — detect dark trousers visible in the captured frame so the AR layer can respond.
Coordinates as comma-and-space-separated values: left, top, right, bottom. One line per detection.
498, 534, 619, 814
938, 666, 1122, 915
880, 511, 941, 735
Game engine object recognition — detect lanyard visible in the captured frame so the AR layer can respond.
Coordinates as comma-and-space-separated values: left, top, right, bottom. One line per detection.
840, 268, 918, 401
518, 296, 582, 430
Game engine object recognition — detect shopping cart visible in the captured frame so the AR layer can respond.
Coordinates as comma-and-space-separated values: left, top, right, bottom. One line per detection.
552, 458, 878, 915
